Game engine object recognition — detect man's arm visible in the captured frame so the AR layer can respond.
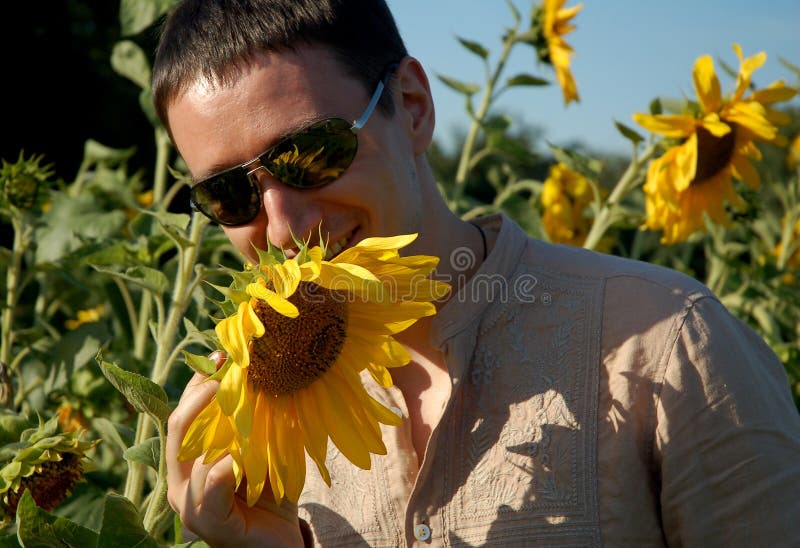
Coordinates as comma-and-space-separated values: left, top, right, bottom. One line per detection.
655, 296, 800, 545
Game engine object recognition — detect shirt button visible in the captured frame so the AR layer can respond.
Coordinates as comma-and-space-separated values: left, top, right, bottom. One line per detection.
413, 523, 431, 541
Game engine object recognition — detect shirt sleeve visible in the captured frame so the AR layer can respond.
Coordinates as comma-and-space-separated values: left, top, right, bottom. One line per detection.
655, 296, 800, 546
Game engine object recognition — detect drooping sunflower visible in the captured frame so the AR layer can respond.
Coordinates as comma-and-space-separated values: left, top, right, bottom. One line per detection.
633, 44, 797, 244
0, 415, 99, 524
180, 234, 450, 506
541, 162, 593, 246
532, 0, 582, 104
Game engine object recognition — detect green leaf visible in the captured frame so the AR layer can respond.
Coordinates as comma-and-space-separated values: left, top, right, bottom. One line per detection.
35, 194, 128, 263
97, 494, 159, 548
172, 542, 212, 548
456, 36, 489, 59
53, 516, 99, 548
83, 140, 136, 165
124, 437, 160, 470
144, 210, 195, 251
505, 0, 521, 25
614, 120, 644, 145
506, 73, 549, 87
110, 41, 151, 90
548, 144, 603, 179
182, 351, 218, 376
69, 241, 137, 268
0, 534, 21, 547
648, 98, 663, 116
97, 353, 171, 423
43, 322, 108, 396
91, 417, 132, 454
15, 490, 98, 548
139, 87, 161, 128
778, 56, 800, 79
437, 74, 481, 96
92, 265, 170, 295
482, 115, 512, 132
0, 410, 32, 446
119, 0, 174, 36
14, 491, 60, 548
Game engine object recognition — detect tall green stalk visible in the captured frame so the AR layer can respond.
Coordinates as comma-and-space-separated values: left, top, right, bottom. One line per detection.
1, 216, 30, 370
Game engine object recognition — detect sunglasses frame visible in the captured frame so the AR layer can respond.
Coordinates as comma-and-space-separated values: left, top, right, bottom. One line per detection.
189, 63, 398, 226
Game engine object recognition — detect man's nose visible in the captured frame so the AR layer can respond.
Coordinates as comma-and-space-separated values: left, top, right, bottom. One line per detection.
259, 177, 323, 253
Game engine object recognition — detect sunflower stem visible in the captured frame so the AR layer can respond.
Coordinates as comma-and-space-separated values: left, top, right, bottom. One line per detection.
452, 27, 517, 208
142, 421, 171, 537
124, 213, 208, 507
583, 142, 657, 251
1, 215, 29, 371
152, 128, 171, 205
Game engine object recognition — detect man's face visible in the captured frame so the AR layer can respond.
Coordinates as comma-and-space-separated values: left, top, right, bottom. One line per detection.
167, 46, 424, 262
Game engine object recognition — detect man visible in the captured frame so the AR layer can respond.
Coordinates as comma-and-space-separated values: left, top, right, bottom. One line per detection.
155, 1, 800, 546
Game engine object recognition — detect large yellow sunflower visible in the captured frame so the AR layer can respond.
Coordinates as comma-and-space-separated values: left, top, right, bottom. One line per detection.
634, 44, 797, 244
179, 235, 450, 506
539, 0, 582, 105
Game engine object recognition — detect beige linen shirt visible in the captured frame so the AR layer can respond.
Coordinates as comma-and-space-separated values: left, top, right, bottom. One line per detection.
299, 213, 800, 546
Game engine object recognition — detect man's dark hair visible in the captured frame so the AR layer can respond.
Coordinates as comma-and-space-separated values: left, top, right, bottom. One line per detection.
152, 0, 408, 131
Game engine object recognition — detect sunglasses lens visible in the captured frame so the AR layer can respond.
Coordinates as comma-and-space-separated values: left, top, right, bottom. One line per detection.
190, 169, 261, 225
262, 119, 357, 188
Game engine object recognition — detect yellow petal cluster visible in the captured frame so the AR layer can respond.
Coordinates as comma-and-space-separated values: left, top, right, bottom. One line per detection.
634, 44, 797, 244
179, 235, 450, 506
541, 162, 593, 246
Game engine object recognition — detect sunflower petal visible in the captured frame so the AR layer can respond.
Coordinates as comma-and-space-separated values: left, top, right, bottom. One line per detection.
692, 55, 722, 113
243, 394, 268, 506
311, 379, 372, 469
294, 390, 331, 486
633, 114, 696, 138
218, 363, 244, 416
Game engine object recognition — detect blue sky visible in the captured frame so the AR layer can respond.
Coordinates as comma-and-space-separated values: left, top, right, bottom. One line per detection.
385, 0, 800, 155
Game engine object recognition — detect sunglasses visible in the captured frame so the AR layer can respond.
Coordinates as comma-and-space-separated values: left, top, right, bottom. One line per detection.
189, 64, 397, 226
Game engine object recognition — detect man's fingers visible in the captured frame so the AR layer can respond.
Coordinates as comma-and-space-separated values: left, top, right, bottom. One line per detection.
209, 350, 227, 370
166, 373, 220, 512
191, 454, 237, 517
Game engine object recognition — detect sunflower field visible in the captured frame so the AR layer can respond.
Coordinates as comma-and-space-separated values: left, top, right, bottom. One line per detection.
1, 0, 798, 545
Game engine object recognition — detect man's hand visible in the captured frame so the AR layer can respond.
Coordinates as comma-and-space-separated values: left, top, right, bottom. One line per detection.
166, 353, 306, 547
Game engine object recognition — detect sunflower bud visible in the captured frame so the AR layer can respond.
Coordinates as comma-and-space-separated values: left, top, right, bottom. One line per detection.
0, 152, 54, 211
0, 415, 99, 523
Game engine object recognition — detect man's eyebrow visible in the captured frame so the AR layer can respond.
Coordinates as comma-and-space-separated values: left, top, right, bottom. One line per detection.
190, 113, 324, 184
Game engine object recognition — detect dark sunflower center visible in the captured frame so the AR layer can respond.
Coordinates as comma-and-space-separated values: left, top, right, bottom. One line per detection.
3, 452, 82, 519
691, 124, 737, 185
249, 282, 348, 396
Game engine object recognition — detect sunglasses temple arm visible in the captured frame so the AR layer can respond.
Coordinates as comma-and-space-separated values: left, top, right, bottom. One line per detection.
351, 64, 398, 132
351, 81, 385, 132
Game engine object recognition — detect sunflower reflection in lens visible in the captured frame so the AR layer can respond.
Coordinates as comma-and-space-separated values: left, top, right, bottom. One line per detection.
267, 145, 348, 188
264, 119, 357, 188
178, 234, 450, 505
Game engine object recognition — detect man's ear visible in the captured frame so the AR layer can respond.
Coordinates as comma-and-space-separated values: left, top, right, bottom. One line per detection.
394, 56, 435, 156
